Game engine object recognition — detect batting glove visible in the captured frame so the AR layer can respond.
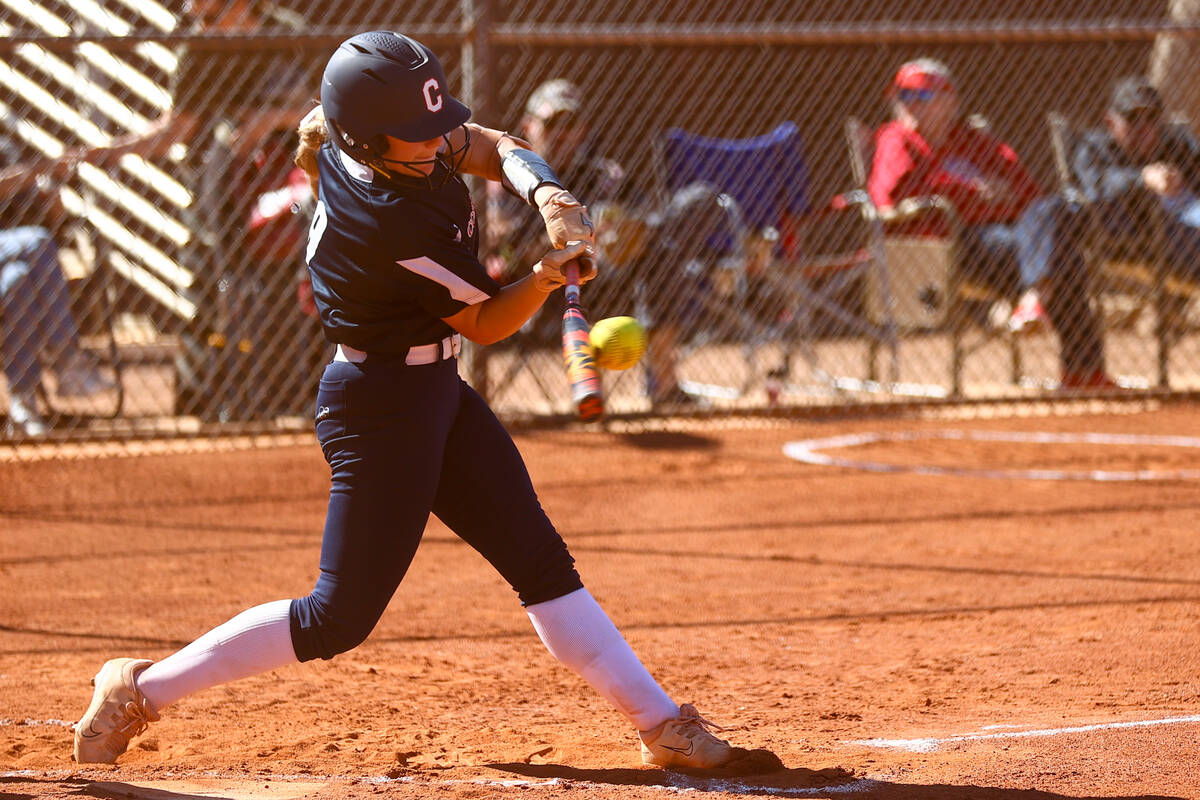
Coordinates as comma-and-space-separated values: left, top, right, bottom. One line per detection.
532, 241, 597, 293
539, 190, 594, 249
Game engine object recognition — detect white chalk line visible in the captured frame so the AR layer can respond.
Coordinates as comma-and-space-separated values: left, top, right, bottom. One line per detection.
379, 774, 882, 796
10, 713, 1200, 792
849, 713, 1200, 752
0, 768, 882, 797
659, 776, 880, 795
784, 430, 1200, 481
1, 723, 879, 795
12, 713, 1200, 792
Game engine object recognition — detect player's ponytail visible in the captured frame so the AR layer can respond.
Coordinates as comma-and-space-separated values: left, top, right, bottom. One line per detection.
295, 105, 327, 199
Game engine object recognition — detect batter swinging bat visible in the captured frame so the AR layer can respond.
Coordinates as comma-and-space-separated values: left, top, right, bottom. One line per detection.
562, 259, 604, 421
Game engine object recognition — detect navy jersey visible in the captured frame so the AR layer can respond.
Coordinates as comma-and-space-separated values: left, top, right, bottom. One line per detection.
306, 142, 501, 353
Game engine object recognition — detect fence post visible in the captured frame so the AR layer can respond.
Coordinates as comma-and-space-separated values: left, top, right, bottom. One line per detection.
461, 0, 495, 402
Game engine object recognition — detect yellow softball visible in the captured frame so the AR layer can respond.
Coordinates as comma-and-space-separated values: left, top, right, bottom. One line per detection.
588, 316, 646, 371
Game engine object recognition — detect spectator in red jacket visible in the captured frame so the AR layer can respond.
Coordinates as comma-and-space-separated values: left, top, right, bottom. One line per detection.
870, 61, 1041, 229
869, 59, 1116, 390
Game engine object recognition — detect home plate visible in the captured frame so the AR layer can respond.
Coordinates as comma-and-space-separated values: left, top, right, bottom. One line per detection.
85, 779, 327, 800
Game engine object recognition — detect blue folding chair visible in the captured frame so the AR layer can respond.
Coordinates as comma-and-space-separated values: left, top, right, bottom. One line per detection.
663, 122, 811, 243
655, 122, 899, 402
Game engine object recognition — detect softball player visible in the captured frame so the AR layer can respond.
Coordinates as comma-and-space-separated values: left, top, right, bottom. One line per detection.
73, 31, 740, 770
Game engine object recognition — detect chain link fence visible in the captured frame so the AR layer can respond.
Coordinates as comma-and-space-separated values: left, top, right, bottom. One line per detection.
1, 0, 1198, 442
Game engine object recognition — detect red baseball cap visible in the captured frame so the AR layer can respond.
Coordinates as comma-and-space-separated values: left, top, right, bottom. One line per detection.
891, 59, 955, 94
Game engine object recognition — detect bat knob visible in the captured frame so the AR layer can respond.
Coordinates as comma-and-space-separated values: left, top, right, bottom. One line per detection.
578, 395, 604, 422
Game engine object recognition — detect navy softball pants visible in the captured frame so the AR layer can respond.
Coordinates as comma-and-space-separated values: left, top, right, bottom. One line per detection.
289, 355, 583, 662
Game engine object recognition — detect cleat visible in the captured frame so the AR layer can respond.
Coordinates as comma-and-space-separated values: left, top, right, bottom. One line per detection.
639, 703, 734, 769
73, 658, 159, 764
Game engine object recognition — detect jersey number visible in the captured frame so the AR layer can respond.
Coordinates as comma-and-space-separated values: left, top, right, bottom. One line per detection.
306, 200, 328, 264
423, 78, 443, 112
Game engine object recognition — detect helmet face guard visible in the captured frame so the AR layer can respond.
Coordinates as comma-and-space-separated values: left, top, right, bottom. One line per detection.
321, 31, 472, 186
371, 126, 472, 189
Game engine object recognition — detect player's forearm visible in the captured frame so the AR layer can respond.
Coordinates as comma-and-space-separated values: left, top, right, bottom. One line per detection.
470, 131, 592, 248
444, 275, 550, 345
459, 124, 533, 183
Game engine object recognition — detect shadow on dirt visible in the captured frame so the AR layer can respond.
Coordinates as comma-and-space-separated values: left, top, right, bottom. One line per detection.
616, 431, 720, 450
0, 773, 91, 800
7, 592, 1196, 658
488, 760, 851, 791
0, 772, 40, 799
487, 762, 1184, 799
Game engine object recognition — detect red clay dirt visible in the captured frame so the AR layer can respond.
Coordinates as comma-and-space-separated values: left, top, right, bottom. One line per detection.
2, 403, 1199, 799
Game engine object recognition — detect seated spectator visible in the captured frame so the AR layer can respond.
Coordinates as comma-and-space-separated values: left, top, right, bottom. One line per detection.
635, 183, 743, 408
83, 0, 313, 422
1073, 75, 1200, 286
869, 58, 1115, 390
0, 143, 115, 436
655, 121, 810, 408
487, 79, 626, 317
489, 79, 728, 408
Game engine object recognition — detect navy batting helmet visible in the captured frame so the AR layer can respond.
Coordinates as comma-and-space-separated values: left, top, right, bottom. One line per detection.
320, 31, 471, 168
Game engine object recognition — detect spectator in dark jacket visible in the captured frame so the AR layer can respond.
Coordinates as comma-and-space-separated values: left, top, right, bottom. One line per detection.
870, 58, 1115, 390
487, 79, 629, 344
487, 80, 626, 288
1073, 75, 1200, 282
487, 80, 704, 408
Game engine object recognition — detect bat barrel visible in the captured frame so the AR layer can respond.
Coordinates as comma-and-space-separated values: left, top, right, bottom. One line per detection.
560, 260, 604, 422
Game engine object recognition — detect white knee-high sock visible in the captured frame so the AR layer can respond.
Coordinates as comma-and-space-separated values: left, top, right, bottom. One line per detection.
527, 588, 679, 731
135, 599, 298, 713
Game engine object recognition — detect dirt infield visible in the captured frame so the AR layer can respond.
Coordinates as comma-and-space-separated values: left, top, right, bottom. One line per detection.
2, 404, 1200, 799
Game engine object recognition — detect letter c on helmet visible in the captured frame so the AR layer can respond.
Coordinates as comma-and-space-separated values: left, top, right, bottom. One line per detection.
423, 78, 443, 113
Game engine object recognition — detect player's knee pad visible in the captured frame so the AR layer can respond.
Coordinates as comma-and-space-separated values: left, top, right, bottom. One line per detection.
288, 593, 382, 662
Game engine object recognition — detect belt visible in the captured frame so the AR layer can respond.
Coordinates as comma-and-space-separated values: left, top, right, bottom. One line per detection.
334, 334, 461, 366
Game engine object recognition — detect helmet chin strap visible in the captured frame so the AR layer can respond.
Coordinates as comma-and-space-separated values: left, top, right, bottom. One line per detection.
371, 126, 472, 189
